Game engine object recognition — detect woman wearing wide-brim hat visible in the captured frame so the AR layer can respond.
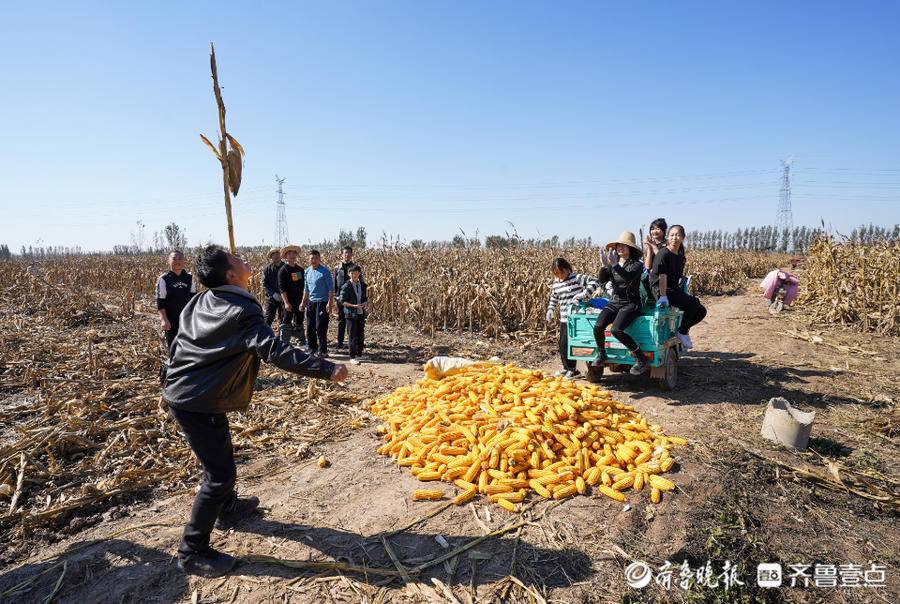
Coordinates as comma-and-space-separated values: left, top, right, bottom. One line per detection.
592, 230, 649, 375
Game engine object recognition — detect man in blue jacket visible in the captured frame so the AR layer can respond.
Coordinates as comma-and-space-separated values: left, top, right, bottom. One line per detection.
163, 245, 348, 577
299, 249, 335, 357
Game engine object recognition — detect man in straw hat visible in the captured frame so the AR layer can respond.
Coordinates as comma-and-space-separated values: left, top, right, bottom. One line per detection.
261, 247, 284, 327
593, 231, 649, 375
162, 245, 348, 577
277, 244, 307, 346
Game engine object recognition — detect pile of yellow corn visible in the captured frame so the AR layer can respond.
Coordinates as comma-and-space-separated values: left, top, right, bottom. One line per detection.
371, 364, 686, 511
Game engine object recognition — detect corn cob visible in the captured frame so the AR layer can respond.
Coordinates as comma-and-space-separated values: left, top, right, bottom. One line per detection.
648, 475, 676, 492
412, 489, 444, 501
454, 487, 478, 505
496, 497, 518, 512
598, 485, 626, 502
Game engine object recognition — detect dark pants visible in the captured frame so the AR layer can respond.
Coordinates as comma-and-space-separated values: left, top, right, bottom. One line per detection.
164, 317, 179, 358
168, 407, 236, 558
558, 324, 577, 371
336, 303, 347, 347
264, 297, 284, 327
593, 302, 642, 355
281, 299, 304, 341
306, 301, 330, 354
347, 315, 365, 357
667, 289, 707, 335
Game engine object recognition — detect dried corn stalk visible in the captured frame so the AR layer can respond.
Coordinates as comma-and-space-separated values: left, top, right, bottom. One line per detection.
798, 237, 899, 335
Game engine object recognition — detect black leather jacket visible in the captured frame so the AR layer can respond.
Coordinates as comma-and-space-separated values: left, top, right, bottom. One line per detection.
163, 285, 335, 413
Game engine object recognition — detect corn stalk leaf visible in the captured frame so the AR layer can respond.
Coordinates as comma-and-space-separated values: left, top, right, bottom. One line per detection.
199, 134, 222, 161
226, 133, 245, 158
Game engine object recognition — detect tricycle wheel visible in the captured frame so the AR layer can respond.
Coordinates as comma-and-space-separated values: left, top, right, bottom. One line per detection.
657, 350, 677, 390
768, 300, 784, 315
586, 362, 604, 384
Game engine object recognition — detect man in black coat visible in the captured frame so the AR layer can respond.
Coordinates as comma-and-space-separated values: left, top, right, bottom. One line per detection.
155, 250, 196, 357
163, 245, 348, 577
261, 247, 284, 327
277, 244, 306, 346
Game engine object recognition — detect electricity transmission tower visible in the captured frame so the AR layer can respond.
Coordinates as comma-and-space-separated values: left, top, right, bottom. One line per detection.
274, 174, 289, 247
775, 157, 794, 251
775, 157, 793, 234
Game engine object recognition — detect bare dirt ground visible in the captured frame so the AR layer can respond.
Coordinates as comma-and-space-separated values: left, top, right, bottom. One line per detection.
1, 283, 898, 603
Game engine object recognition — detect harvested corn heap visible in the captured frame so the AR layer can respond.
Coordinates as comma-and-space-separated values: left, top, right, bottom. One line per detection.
371, 363, 686, 511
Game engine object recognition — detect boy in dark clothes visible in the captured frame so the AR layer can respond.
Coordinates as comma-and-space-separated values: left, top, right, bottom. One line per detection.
156, 250, 196, 357
163, 245, 348, 577
338, 264, 367, 363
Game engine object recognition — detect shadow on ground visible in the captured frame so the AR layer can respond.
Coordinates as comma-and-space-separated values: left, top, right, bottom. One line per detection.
231, 517, 591, 589
0, 539, 186, 604
595, 351, 871, 408
0, 515, 592, 603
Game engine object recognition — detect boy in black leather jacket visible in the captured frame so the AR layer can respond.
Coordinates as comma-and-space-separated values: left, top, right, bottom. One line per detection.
163, 245, 348, 577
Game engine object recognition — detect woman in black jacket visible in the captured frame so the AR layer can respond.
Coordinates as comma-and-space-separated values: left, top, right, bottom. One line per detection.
593, 231, 649, 375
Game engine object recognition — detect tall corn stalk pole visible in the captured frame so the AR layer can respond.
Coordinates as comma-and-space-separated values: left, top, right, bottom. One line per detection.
200, 43, 245, 254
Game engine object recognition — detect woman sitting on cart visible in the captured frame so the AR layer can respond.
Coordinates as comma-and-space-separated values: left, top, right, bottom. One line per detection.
593, 231, 649, 375
650, 224, 707, 349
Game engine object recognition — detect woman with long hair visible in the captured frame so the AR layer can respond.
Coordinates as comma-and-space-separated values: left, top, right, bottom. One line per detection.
650, 224, 707, 349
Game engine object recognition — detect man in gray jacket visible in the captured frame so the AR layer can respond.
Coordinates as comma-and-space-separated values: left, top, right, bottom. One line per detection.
163, 245, 348, 577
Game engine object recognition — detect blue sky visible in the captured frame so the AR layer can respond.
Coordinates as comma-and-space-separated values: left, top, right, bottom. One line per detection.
1, 1, 898, 252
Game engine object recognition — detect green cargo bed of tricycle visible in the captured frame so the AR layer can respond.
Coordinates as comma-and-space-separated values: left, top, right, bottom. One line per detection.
566, 301, 684, 390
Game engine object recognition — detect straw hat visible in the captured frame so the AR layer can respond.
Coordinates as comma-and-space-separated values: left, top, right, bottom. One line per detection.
267, 247, 280, 258
280, 244, 302, 256
605, 231, 642, 257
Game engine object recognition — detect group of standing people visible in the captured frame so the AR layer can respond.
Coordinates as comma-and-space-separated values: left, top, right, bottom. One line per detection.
546, 218, 707, 378
160, 245, 369, 365
261, 245, 368, 364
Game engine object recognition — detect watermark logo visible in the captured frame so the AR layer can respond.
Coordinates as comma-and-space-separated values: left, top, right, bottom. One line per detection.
624, 561, 653, 589
757, 563, 783, 587
622, 559, 885, 591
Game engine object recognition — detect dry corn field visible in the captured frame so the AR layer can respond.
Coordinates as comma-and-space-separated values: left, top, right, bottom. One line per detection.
2, 244, 900, 603
8, 247, 781, 338
0, 264, 362, 543
799, 237, 900, 336
372, 363, 685, 510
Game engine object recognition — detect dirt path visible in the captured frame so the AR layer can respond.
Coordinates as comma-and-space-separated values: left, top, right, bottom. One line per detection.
2, 287, 898, 603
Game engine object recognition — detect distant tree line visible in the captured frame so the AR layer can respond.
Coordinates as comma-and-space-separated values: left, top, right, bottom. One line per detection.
7, 222, 898, 260
848, 223, 900, 245
687, 223, 899, 253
